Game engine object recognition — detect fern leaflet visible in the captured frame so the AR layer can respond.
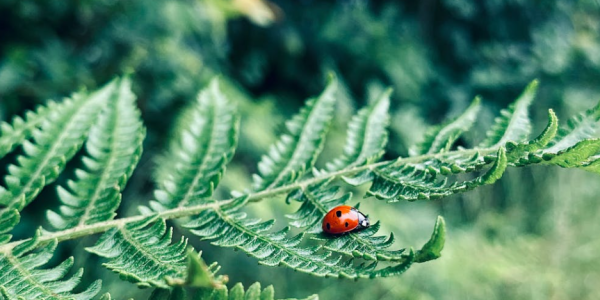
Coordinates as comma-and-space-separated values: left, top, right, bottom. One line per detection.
0, 230, 101, 300
479, 80, 538, 147
152, 79, 239, 210
326, 88, 391, 171
252, 76, 337, 191
47, 77, 145, 230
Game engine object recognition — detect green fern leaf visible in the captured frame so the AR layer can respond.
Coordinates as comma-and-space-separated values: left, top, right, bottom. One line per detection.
505, 109, 558, 164
544, 101, 600, 153
415, 216, 446, 263
185, 196, 415, 279
194, 282, 319, 300
326, 88, 391, 171
479, 80, 538, 148
542, 139, 600, 168
0, 209, 18, 245
87, 215, 224, 289
368, 147, 507, 202
286, 183, 406, 261
0, 101, 60, 159
47, 78, 145, 230
149, 282, 318, 300
252, 76, 337, 191
153, 79, 239, 210
0, 80, 117, 213
412, 96, 481, 155
0, 230, 101, 300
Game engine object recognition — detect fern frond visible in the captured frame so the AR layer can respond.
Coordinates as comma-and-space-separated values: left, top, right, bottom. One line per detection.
368, 148, 507, 202
326, 89, 391, 171
0, 209, 18, 245
194, 282, 319, 300
286, 183, 405, 261
185, 196, 416, 279
0, 80, 117, 213
415, 216, 446, 263
412, 96, 481, 155
87, 215, 225, 289
0, 101, 59, 159
252, 76, 337, 191
149, 282, 319, 300
544, 101, 600, 153
505, 109, 558, 163
47, 78, 145, 231
152, 79, 239, 210
0, 230, 101, 300
479, 80, 538, 148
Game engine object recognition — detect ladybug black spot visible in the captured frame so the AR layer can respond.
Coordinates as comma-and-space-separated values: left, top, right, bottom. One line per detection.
336, 211, 342, 217
345, 222, 349, 227
326, 223, 331, 230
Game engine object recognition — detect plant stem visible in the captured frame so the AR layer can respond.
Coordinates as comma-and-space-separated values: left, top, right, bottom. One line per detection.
0, 147, 496, 253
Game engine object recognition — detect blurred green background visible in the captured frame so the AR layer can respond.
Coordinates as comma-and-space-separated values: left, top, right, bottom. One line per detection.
1, 0, 600, 299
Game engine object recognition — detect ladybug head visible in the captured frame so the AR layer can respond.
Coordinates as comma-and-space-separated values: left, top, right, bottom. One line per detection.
358, 213, 370, 228
360, 218, 370, 228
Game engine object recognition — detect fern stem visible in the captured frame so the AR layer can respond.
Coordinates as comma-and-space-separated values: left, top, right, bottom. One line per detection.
0, 147, 497, 253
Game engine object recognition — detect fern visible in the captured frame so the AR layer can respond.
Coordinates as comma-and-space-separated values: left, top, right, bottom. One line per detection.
1, 76, 599, 299
149, 283, 318, 300
0, 101, 59, 159
479, 80, 537, 148
0, 230, 101, 300
152, 79, 238, 211
87, 215, 226, 289
252, 75, 337, 191
47, 78, 145, 230
411, 96, 481, 155
0, 80, 118, 241
326, 88, 391, 171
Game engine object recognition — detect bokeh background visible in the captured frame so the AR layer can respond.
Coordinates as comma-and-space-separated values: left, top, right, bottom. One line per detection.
1, 0, 600, 299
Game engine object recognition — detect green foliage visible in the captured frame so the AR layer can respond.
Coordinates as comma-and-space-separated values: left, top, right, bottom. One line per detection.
149, 282, 318, 300
0, 230, 101, 300
252, 76, 337, 191
153, 79, 239, 210
412, 96, 481, 155
479, 80, 538, 148
47, 78, 145, 230
87, 215, 190, 288
0, 80, 118, 242
1, 75, 600, 299
326, 89, 391, 171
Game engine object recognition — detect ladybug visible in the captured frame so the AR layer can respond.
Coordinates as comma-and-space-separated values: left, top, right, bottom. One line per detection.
322, 205, 370, 235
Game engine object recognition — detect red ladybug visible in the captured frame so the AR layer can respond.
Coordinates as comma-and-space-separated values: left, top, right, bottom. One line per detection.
322, 205, 370, 235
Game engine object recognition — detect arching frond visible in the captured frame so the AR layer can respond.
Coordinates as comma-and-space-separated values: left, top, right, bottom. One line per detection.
0, 100, 60, 159
194, 282, 319, 300
185, 196, 417, 279
412, 96, 481, 155
286, 183, 405, 261
152, 79, 239, 211
415, 216, 446, 263
479, 80, 538, 148
47, 77, 145, 230
368, 148, 507, 202
0, 231, 101, 300
326, 89, 391, 171
148, 282, 319, 300
506, 109, 558, 163
252, 76, 337, 191
0, 80, 117, 240
0, 209, 18, 245
87, 215, 225, 289
545, 101, 600, 153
